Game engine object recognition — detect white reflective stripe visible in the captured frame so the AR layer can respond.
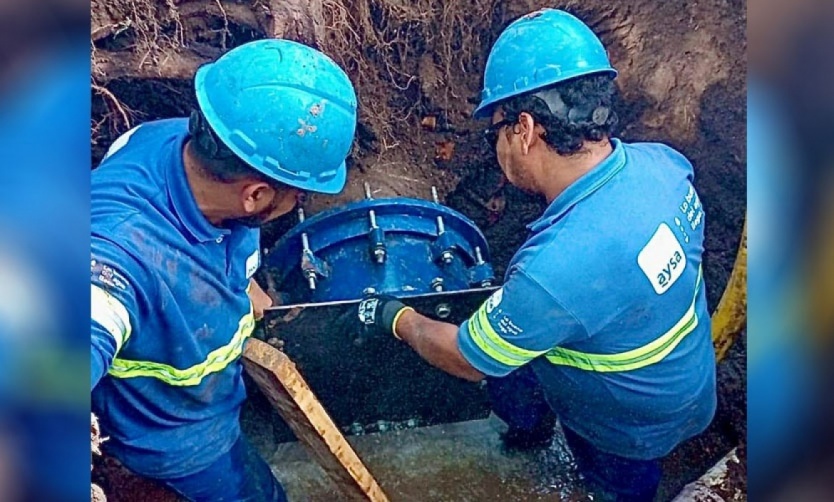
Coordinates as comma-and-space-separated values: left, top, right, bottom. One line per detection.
91, 284, 132, 352
103, 125, 140, 159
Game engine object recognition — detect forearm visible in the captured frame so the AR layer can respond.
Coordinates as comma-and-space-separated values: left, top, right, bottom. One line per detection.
91, 324, 117, 390
91, 346, 108, 389
396, 310, 485, 382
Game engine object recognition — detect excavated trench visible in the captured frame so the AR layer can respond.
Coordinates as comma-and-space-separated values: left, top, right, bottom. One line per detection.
91, 0, 746, 499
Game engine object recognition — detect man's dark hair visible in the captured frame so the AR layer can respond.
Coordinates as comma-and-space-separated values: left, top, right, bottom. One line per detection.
187, 110, 290, 190
502, 73, 619, 156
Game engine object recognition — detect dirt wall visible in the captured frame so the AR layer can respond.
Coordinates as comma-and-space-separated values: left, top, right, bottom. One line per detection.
92, 0, 745, 298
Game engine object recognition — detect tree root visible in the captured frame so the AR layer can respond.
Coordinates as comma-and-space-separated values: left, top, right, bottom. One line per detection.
91, 0, 514, 156
93, 48, 209, 81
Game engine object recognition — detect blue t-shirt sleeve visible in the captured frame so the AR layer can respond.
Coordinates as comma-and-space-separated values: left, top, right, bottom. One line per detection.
664, 144, 695, 181
457, 267, 586, 377
91, 236, 152, 389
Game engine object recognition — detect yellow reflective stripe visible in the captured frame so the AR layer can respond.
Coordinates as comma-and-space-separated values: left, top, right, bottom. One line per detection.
467, 320, 520, 367
546, 267, 703, 372
108, 312, 255, 386
546, 305, 698, 371
466, 304, 548, 367
476, 307, 549, 360
91, 284, 132, 352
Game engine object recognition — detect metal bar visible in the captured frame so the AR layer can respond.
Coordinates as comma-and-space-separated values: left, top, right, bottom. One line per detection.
475, 246, 484, 265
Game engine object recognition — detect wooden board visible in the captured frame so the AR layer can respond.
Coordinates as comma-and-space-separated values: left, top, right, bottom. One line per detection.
242, 338, 389, 502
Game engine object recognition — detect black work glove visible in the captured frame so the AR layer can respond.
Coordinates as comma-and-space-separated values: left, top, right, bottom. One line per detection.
356, 294, 414, 339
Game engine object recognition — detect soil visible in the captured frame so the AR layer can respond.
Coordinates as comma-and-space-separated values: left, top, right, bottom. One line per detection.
91, 0, 747, 499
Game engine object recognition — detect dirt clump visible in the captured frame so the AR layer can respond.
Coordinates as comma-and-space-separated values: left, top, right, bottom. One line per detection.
91, 414, 107, 502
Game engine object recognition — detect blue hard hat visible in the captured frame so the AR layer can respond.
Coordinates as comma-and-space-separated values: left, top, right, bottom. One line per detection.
473, 9, 618, 119
194, 39, 357, 194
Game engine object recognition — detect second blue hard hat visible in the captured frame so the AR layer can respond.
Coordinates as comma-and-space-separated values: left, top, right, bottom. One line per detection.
194, 39, 357, 194
473, 9, 618, 119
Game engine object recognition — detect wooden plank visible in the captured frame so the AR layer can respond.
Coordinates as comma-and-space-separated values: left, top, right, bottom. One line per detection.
242, 338, 389, 502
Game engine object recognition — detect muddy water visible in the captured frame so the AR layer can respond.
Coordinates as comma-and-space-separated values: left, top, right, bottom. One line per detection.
270, 415, 593, 501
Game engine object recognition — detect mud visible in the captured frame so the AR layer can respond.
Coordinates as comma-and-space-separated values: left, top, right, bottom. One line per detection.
658, 332, 747, 499
91, 0, 746, 499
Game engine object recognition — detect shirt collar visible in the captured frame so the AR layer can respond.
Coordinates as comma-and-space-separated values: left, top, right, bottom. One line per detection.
527, 138, 626, 233
164, 131, 231, 244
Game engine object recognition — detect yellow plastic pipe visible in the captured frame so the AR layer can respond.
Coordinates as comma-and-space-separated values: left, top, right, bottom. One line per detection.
809, 191, 834, 344
711, 215, 747, 362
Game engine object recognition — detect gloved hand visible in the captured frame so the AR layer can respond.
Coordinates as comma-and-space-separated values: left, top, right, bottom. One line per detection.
356, 294, 414, 339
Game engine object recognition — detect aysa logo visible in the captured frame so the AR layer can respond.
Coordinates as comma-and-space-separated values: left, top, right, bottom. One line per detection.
637, 223, 687, 294
657, 251, 684, 289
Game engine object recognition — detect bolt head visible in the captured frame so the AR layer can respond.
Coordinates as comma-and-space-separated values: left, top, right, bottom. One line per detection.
435, 303, 452, 319
430, 277, 444, 292
374, 248, 386, 263
441, 251, 454, 264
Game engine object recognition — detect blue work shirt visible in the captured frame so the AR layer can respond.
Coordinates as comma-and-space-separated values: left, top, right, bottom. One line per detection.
459, 139, 717, 459
90, 118, 260, 479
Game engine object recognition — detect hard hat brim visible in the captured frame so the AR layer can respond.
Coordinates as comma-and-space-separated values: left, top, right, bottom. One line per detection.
311, 162, 347, 194
472, 67, 618, 120
472, 102, 495, 120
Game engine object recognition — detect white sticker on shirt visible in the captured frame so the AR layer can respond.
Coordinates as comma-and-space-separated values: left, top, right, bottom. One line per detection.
485, 287, 504, 313
637, 223, 687, 295
245, 250, 260, 279
103, 125, 140, 160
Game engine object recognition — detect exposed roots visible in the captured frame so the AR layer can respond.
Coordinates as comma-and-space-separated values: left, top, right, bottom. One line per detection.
91, 82, 139, 148
316, 0, 499, 151
91, 0, 506, 158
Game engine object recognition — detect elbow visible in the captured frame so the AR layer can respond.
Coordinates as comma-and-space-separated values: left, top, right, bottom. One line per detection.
460, 367, 486, 383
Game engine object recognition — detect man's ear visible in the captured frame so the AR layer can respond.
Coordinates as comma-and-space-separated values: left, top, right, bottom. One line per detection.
241, 181, 273, 214
519, 112, 537, 155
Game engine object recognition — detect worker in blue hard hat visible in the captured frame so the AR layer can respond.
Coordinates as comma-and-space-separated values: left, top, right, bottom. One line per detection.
91, 39, 357, 501
353, 9, 716, 501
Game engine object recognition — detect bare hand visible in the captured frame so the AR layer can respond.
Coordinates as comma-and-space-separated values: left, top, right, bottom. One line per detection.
248, 278, 273, 321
